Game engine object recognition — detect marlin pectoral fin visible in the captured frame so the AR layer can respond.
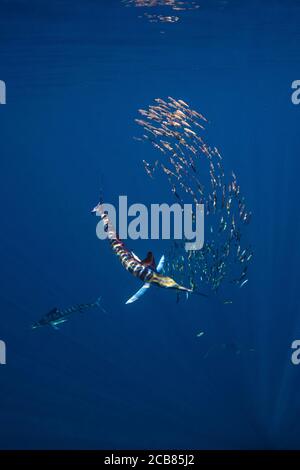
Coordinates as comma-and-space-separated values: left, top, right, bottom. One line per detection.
125, 255, 165, 305
94, 296, 102, 307
51, 319, 67, 329
125, 283, 151, 304
156, 255, 165, 273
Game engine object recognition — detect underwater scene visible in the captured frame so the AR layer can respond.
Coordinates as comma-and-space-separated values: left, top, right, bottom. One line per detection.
0, 0, 300, 450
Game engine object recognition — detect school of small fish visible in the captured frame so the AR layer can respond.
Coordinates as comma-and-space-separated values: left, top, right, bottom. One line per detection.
122, 0, 200, 23
134, 97, 253, 294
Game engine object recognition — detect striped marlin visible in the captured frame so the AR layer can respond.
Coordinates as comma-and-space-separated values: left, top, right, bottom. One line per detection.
31, 297, 105, 330
92, 202, 193, 301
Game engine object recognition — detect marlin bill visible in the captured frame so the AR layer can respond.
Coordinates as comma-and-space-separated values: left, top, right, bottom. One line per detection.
31, 297, 106, 330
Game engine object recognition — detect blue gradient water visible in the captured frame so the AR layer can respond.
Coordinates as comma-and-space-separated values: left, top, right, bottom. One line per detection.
0, 0, 300, 449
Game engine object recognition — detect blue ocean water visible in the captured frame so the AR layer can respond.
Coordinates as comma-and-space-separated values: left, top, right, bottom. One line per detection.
0, 0, 300, 450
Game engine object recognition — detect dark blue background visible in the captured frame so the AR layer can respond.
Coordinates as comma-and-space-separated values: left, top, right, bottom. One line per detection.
0, 0, 300, 449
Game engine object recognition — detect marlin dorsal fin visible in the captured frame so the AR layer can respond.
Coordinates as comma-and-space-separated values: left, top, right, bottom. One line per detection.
141, 251, 156, 269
